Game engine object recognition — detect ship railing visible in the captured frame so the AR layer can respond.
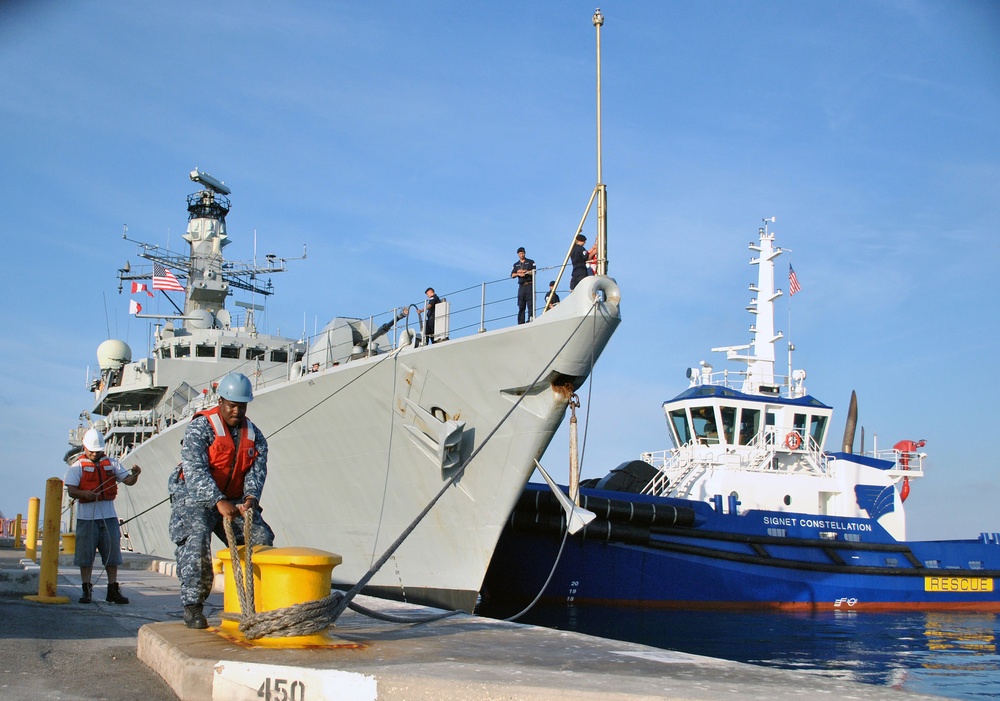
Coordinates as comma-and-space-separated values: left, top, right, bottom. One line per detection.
740, 428, 829, 474
121, 262, 593, 429
875, 448, 926, 478
686, 369, 794, 396
639, 444, 743, 497
296, 263, 586, 371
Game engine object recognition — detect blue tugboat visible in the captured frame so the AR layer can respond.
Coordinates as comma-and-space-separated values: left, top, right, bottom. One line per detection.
483, 220, 1000, 612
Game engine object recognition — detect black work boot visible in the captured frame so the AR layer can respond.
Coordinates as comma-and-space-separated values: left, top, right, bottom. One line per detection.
79, 582, 93, 604
106, 582, 130, 604
183, 604, 208, 629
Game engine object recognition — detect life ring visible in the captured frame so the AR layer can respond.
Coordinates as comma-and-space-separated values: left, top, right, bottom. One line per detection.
784, 432, 802, 450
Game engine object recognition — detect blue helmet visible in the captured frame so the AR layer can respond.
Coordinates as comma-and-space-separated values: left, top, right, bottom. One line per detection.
218, 372, 253, 403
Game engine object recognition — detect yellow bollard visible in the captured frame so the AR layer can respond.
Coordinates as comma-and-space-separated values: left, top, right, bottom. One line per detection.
25, 478, 70, 604
13, 513, 22, 549
25, 497, 40, 561
217, 546, 342, 647
62, 532, 76, 555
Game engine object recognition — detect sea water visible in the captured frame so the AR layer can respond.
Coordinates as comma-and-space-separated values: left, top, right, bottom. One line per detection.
486, 606, 1000, 700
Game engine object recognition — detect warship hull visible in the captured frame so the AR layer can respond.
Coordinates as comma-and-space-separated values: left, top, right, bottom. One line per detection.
116, 278, 620, 611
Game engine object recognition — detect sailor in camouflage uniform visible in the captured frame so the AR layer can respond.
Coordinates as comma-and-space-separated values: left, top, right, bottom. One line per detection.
168, 372, 274, 629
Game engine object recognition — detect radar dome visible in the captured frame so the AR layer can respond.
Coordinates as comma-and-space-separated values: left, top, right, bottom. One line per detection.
97, 339, 132, 371
187, 309, 215, 329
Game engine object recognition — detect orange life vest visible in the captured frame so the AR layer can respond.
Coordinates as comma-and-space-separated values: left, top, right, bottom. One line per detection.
77, 456, 118, 502
193, 406, 258, 500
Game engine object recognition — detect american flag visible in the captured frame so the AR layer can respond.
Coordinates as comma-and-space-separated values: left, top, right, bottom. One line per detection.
152, 263, 185, 292
788, 264, 802, 296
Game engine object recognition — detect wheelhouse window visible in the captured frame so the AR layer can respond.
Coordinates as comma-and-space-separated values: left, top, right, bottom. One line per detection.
160, 347, 171, 358
174, 344, 191, 358
669, 409, 692, 446
720, 406, 736, 445
246, 348, 265, 360
220, 346, 240, 359
692, 406, 719, 444
793, 413, 807, 435
738, 408, 760, 445
810, 415, 828, 446
196, 345, 216, 358
270, 350, 289, 363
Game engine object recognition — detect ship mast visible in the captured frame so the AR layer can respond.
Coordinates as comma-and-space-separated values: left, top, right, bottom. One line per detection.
593, 8, 607, 276
712, 219, 785, 394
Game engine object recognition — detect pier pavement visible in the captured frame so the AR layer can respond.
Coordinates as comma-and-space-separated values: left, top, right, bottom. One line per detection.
0, 543, 946, 701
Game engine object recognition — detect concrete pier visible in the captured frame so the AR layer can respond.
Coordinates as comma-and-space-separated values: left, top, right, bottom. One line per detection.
0, 544, 942, 701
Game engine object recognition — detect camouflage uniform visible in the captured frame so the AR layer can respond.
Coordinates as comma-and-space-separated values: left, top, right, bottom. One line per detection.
168, 414, 275, 607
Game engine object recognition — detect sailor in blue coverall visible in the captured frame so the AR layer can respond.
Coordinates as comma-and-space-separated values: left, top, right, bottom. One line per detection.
168, 372, 275, 628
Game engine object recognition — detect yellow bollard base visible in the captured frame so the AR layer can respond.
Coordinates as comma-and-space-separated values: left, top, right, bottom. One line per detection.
24, 595, 71, 604
213, 626, 361, 650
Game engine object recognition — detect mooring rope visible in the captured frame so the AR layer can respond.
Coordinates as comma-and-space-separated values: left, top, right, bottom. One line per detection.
218, 298, 607, 637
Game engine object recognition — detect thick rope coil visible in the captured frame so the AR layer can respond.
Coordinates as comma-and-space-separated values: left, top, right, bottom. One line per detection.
220, 506, 346, 639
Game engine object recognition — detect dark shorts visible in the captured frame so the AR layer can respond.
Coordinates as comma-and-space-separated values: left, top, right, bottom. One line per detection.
73, 517, 123, 568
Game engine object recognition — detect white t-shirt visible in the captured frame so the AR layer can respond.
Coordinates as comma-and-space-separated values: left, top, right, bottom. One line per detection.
64, 455, 132, 521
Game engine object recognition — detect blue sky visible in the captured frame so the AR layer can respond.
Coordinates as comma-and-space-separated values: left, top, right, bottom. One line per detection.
1, 1, 997, 540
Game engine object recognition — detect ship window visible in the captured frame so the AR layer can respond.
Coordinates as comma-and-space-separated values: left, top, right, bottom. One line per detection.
885, 557, 899, 567
669, 409, 691, 446
783, 494, 791, 506
924, 559, 941, 569
810, 415, 827, 446
720, 406, 736, 444
270, 350, 289, 363
970, 560, 984, 570
196, 345, 216, 358
767, 528, 786, 538
175, 344, 191, 358
738, 408, 760, 445
692, 406, 719, 444
844, 533, 861, 542
793, 413, 807, 434
246, 348, 265, 360
221, 346, 240, 359
160, 347, 171, 358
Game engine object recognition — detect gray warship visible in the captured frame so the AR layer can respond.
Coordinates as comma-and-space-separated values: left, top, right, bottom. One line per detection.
69, 162, 619, 611
69, 12, 618, 611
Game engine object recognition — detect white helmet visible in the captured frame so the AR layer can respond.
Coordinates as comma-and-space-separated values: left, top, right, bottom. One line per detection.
82, 428, 106, 452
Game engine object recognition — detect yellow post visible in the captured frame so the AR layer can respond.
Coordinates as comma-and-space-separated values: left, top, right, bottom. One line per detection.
62, 532, 76, 555
25, 497, 40, 560
25, 478, 70, 604
13, 513, 23, 549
